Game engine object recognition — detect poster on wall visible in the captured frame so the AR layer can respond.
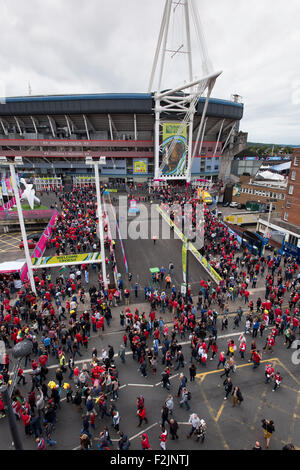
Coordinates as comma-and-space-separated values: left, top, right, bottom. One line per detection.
133, 159, 148, 174
232, 184, 241, 197
160, 122, 187, 177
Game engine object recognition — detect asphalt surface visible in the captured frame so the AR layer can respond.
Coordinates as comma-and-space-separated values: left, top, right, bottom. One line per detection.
0, 298, 299, 451
111, 197, 211, 298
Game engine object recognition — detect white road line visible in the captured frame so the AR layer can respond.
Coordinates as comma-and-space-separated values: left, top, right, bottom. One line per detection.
21, 327, 273, 376
129, 422, 158, 442
127, 384, 154, 388
155, 373, 179, 387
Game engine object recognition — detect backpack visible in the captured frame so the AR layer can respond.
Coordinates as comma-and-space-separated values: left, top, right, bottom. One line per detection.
187, 391, 192, 400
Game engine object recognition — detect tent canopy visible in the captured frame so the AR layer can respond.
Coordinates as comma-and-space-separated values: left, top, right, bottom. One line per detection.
256, 170, 285, 181
270, 161, 291, 172
0, 259, 25, 274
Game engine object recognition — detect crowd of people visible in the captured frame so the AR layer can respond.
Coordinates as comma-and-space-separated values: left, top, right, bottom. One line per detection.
0, 182, 298, 451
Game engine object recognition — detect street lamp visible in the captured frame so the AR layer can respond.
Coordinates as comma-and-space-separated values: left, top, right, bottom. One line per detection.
85, 156, 108, 290
0, 339, 33, 450
0, 157, 36, 293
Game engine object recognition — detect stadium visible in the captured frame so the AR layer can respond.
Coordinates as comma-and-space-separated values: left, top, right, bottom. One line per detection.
0, 92, 246, 184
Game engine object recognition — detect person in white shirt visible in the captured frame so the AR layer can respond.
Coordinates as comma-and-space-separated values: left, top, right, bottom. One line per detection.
187, 413, 201, 438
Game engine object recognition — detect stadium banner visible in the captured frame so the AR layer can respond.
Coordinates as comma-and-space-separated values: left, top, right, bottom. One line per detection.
182, 237, 187, 283
161, 122, 187, 176
157, 205, 222, 285
32, 252, 101, 267
21, 210, 59, 282
133, 159, 148, 174
6, 178, 12, 194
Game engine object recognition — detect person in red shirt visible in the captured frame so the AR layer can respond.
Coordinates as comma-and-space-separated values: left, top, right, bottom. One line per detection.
273, 372, 282, 392
217, 351, 225, 369
252, 350, 262, 369
137, 405, 148, 427
20, 408, 31, 435
0, 395, 6, 418
264, 335, 275, 354
265, 363, 274, 383
140, 432, 150, 450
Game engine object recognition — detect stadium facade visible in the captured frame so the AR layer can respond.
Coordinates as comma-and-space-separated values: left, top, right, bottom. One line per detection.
0, 93, 246, 182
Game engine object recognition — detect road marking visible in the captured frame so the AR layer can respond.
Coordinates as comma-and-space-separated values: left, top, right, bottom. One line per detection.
289, 393, 300, 443
195, 358, 280, 379
127, 384, 154, 388
199, 384, 229, 449
129, 422, 158, 442
275, 358, 300, 387
215, 403, 225, 423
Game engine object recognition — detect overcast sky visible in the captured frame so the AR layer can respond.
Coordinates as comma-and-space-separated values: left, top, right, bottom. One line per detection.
0, 0, 299, 144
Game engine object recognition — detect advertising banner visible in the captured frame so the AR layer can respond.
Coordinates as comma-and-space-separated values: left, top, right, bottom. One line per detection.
32, 252, 101, 267
161, 122, 187, 176
21, 210, 58, 282
182, 238, 187, 283
133, 159, 148, 174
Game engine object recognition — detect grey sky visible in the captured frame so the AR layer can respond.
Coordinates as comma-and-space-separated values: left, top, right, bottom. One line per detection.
0, 0, 299, 144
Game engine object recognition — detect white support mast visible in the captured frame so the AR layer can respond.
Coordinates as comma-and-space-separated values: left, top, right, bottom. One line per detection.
148, 0, 222, 184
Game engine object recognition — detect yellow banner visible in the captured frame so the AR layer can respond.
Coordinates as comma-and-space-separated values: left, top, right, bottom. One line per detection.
133, 160, 147, 174
163, 122, 187, 141
32, 252, 101, 266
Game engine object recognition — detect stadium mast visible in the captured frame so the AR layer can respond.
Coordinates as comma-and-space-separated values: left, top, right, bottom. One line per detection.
148, 0, 222, 183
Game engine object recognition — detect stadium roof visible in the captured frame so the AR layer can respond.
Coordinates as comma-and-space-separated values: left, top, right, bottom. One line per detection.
0, 93, 243, 120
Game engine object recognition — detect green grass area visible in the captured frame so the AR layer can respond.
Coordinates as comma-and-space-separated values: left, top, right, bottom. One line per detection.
11, 204, 49, 211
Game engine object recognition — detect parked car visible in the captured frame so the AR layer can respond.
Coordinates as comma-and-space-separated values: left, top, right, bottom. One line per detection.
222, 202, 230, 207
29, 232, 43, 242
229, 202, 239, 208
19, 239, 37, 249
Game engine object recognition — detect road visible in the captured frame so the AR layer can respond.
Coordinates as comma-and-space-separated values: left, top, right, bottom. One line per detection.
110, 197, 212, 299
0, 297, 299, 450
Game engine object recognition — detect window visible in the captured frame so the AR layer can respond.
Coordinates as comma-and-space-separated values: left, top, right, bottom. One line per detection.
286, 199, 291, 208
294, 155, 299, 166
288, 185, 294, 195
291, 170, 296, 181
283, 212, 288, 221
289, 235, 298, 246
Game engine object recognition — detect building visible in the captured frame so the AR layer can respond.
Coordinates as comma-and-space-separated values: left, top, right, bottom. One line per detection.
0, 93, 245, 183
282, 149, 300, 225
231, 175, 287, 213
256, 148, 300, 259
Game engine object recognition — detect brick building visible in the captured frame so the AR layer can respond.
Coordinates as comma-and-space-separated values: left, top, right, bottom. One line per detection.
231, 175, 287, 213
256, 148, 300, 259
282, 149, 300, 224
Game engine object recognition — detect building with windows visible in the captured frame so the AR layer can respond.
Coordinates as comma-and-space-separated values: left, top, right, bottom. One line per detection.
256, 148, 300, 259
231, 175, 287, 212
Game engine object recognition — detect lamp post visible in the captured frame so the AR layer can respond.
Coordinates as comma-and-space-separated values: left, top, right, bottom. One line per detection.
0, 157, 36, 293
85, 156, 108, 290
1, 339, 33, 450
